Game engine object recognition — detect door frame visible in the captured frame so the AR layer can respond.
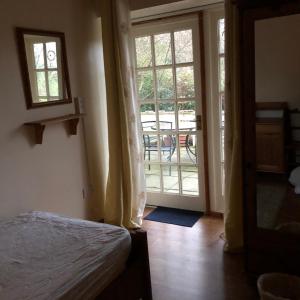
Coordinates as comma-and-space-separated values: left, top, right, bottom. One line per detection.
203, 8, 225, 214
132, 12, 210, 213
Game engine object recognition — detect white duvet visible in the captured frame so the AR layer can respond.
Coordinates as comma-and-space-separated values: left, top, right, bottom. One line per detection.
0, 211, 131, 300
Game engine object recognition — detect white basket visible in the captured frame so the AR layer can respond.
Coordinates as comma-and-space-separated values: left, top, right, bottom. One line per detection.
258, 273, 300, 300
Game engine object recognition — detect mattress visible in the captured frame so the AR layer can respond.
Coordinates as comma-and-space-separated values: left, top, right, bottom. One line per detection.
0, 211, 131, 300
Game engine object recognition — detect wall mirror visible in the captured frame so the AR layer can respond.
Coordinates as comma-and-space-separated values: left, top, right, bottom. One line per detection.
16, 28, 72, 109
255, 14, 300, 233
242, 2, 300, 241
241, 0, 300, 275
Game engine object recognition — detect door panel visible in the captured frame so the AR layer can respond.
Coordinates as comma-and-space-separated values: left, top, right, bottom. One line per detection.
133, 16, 205, 211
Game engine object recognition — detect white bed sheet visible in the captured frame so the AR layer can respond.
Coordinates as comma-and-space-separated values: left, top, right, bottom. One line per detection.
0, 211, 131, 300
289, 166, 300, 194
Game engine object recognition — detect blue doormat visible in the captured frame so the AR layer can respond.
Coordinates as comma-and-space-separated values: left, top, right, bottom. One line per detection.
144, 206, 203, 227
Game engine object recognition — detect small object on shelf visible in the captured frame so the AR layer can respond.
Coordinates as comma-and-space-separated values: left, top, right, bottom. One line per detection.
74, 97, 85, 114
24, 113, 84, 144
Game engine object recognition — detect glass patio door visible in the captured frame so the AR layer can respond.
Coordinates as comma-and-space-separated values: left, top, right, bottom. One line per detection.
132, 16, 205, 211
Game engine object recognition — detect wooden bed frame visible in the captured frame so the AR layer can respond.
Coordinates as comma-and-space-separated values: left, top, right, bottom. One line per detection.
96, 229, 152, 300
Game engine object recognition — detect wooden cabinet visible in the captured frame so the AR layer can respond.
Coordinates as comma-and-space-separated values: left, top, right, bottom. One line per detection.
256, 120, 285, 173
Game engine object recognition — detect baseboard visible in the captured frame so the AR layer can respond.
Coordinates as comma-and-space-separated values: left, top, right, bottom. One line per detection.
145, 205, 157, 209
205, 211, 224, 218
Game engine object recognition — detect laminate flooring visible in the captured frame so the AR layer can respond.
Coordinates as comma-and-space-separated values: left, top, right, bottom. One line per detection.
142, 207, 258, 300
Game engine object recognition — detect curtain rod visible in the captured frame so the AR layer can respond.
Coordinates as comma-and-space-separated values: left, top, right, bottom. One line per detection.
131, 1, 224, 23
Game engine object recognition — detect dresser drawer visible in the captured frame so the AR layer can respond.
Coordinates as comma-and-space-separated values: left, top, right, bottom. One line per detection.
256, 123, 283, 134
256, 121, 285, 173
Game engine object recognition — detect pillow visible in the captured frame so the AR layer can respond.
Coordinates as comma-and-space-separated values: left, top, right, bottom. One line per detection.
289, 167, 300, 187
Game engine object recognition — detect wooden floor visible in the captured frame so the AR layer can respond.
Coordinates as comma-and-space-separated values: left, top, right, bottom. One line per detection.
142, 207, 258, 300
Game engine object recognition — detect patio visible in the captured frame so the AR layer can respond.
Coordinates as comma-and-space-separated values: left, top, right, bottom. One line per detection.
144, 149, 199, 196
141, 109, 199, 196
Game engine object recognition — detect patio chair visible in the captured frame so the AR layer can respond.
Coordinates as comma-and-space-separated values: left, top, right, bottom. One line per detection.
179, 134, 197, 163
141, 121, 176, 172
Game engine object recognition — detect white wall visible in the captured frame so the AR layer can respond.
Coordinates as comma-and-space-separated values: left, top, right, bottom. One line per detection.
76, 2, 109, 221
255, 14, 300, 110
0, 0, 103, 219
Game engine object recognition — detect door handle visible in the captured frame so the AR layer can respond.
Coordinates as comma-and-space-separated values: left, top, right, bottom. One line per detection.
196, 115, 202, 131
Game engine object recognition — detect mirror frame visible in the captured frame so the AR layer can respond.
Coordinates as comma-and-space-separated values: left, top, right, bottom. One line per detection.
241, 0, 300, 271
16, 27, 72, 109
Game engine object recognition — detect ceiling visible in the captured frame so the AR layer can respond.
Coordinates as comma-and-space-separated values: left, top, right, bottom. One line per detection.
130, 0, 224, 20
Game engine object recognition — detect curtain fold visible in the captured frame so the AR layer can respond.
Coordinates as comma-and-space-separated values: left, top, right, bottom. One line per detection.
99, 0, 146, 228
224, 0, 244, 252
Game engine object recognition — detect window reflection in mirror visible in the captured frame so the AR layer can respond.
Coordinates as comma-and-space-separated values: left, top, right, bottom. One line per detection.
255, 14, 300, 235
16, 28, 71, 109
25, 35, 63, 103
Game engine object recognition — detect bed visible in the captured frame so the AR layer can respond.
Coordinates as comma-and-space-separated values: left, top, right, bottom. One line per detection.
0, 211, 152, 300
274, 166, 300, 228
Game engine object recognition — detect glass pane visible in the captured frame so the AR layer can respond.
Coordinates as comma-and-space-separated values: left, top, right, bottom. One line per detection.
219, 56, 225, 92
292, 128, 300, 142
135, 36, 152, 68
178, 101, 196, 131
180, 134, 197, 164
181, 165, 199, 195
48, 71, 59, 97
163, 165, 179, 194
174, 30, 193, 64
33, 43, 44, 69
142, 134, 159, 162
156, 68, 174, 99
140, 104, 156, 129
141, 120, 156, 132
158, 103, 175, 130
160, 134, 177, 163
145, 164, 160, 192
291, 114, 300, 127
36, 71, 47, 96
221, 161, 225, 197
38, 98, 47, 103
46, 42, 57, 69
154, 33, 172, 66
220, 128, 225, 163
176, 66, 195, 98
218, 19, 225, 55
220, 93, 225, 128
137, 70, 154, 100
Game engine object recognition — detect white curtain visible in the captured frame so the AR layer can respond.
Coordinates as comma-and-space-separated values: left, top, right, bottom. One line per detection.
99, 0, 146, 228
224, 0, 244, 252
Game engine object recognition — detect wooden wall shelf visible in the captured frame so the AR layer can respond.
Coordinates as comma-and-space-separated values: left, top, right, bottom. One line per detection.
24, 113, 84, 144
